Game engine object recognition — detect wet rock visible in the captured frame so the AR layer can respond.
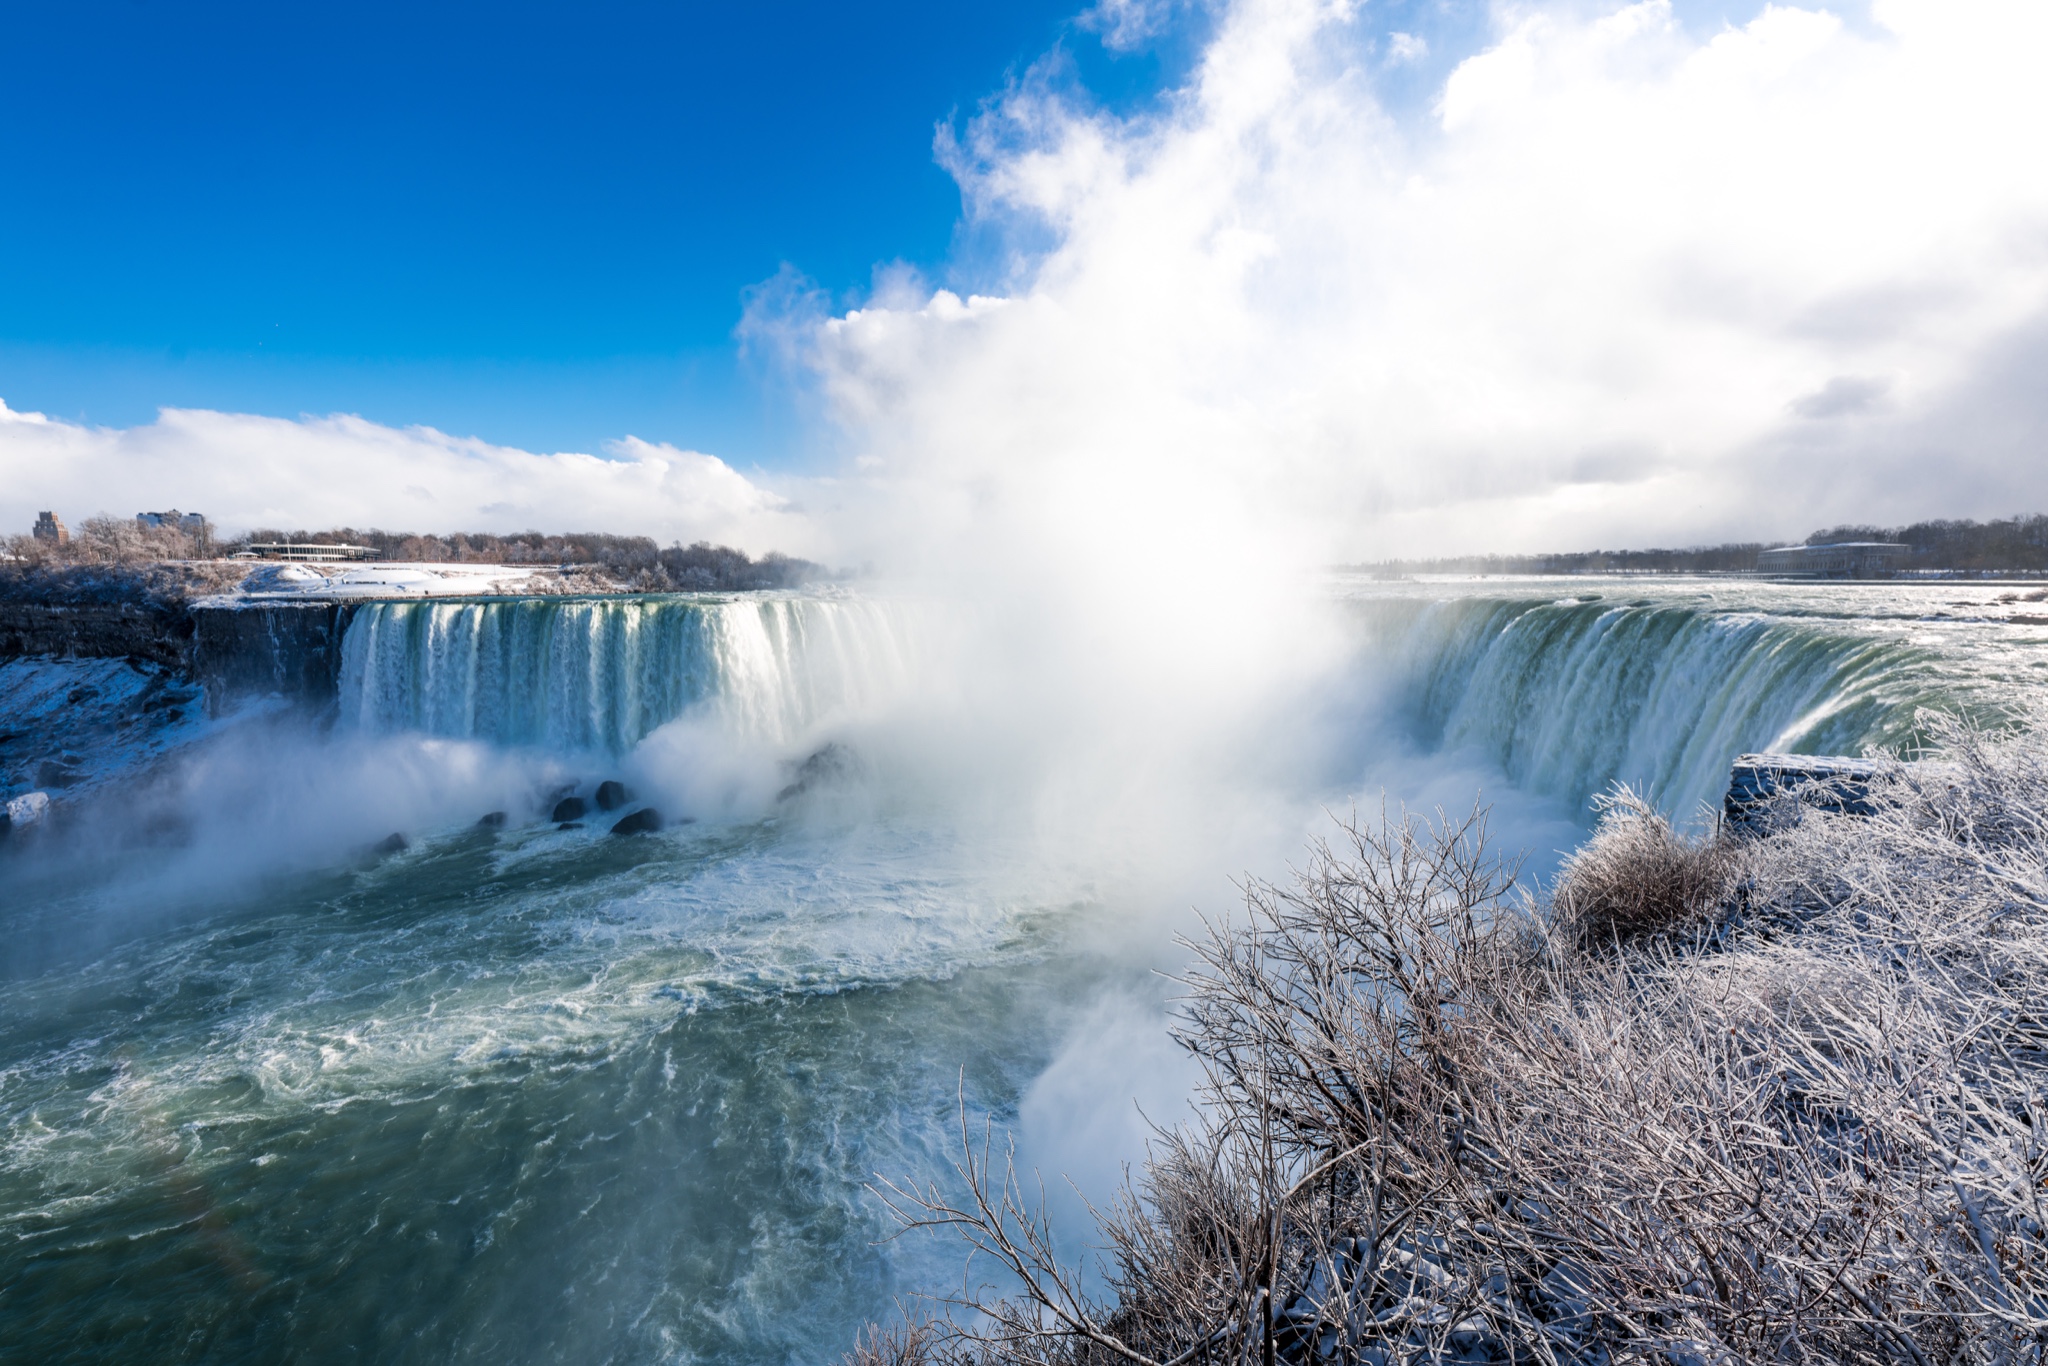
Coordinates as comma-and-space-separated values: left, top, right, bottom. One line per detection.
35, 760, 80, 789
476, 810, 508, 829
609, 807, 663, 836
1724, 753, 1899, 837
372, 832, 409, 855
550, 796, 589, 823
775, 743, 856, 803
594, 780, 630, 811
556, 821, 584, 831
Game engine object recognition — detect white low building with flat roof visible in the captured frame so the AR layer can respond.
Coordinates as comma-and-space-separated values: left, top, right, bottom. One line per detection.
236, 543, 378, 562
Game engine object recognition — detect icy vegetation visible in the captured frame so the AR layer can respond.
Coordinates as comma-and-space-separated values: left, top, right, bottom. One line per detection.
860, 716, 2048, 1365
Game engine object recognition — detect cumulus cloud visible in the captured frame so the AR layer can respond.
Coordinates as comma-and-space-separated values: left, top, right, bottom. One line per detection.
802, 0, 2048, 564
1384, 31, 1427, 65
0, 401, 809, 550
1081, 0, 1182, 51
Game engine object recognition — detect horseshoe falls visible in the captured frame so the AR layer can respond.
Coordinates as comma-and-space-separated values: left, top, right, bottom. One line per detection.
1350, 581, 2006, 821
338, 595, 915, 753
1, 580, 2035, 1364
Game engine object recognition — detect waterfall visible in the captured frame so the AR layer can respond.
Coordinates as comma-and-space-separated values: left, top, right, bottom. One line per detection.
338, 586, 1972, 819
337, 594, 913, 753
1368, 595, 1964, 819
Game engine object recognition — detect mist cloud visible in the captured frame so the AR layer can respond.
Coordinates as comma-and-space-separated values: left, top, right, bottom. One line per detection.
803, 0, 2048, 563
0, 400, 806, 550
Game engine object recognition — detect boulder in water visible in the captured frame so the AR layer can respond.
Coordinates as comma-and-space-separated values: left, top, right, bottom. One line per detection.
775, 743, 856, 803
609, 807, 663, 836
595, 780, 630, 811
477, 811, 508, 829
556, 821, 584, 831
551, 796, 589, 823
372, 832, 409, 856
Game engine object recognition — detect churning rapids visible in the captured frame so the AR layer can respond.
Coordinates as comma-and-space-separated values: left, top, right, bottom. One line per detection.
0, 578, 2039, 1363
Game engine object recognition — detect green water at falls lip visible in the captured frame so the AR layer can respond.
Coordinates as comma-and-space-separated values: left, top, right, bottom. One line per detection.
1340, 575, 2028, 821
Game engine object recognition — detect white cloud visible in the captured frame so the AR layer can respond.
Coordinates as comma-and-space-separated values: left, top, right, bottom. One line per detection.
0, 401, 809, 551
1384, 31, 1427, 65
1081, 0, 1180, 52
802, 0, 2048, 564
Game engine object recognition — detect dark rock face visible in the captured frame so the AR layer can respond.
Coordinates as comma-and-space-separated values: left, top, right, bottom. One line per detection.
2, 583, 358, 715
372, 832, 409, 855
190, 603, 356, 711
594, 780, 630, 811
139, 677, 199, 713
34, 760, 80, 789
551, 796, 589, 823
476, 811, 509, 829
609, 807, 663, 836
0, 598, 195, 672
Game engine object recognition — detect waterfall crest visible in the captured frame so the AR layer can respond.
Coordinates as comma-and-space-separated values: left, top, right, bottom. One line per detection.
1372, 595, 1962, 819
337, 594, 912, 752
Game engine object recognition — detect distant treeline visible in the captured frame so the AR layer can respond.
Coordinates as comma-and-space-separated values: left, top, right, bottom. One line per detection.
1355, 544, 1768, 576
4, 519, 828, 593
1355, 513, 2048, 577
1806, 515, 2048, 573
230, 529, 828, 592
230, 528, 823, 593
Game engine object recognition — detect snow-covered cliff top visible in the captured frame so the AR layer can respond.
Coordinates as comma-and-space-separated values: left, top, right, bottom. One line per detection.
201, 561, 556, 604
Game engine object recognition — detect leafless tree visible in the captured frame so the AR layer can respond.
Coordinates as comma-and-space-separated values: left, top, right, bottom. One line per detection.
856, 714, 2048, 1364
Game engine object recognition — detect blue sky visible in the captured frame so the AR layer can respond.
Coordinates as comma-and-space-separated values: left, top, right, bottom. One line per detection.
0, 0, 1216, 464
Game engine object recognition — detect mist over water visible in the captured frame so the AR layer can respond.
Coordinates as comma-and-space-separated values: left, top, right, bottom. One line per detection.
2, 574, 2024, 1362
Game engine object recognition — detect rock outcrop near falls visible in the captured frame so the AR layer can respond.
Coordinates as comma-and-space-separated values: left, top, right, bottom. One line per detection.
1, 563, 355, 709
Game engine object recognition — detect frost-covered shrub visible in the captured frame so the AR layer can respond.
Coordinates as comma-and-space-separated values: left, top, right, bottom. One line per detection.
1550, 785, 1734, 949
862, 716, 2048, 1365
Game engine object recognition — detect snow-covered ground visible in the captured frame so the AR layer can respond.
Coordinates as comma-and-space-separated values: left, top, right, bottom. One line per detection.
202, 561, 556, 604
0, 655, 225, 806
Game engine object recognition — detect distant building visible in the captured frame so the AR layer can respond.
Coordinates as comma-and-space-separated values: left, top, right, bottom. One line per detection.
1756, 541, 1908, 578
236, 542, 377, 562
31, 511, 68, 545
137, 509, 208, 534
